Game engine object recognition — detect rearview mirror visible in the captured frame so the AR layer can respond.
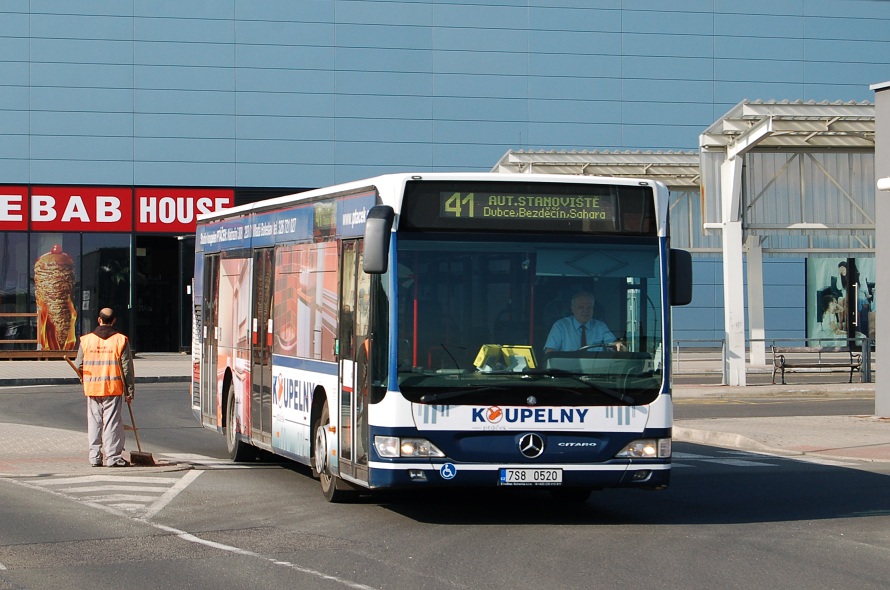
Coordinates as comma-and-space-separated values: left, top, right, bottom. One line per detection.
670, 249, 693, 306
363, 205, 395, 274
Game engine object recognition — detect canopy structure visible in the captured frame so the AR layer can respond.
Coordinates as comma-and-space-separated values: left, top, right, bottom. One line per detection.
492, 149, 701, 189
491, 150, 719, 254
493, 100, 876, 386
700, 100, 875, 385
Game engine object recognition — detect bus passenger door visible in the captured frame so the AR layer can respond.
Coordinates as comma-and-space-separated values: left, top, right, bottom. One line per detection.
250, 248, 274, 445
200, 254, 220, 427
339, 240, 371, 484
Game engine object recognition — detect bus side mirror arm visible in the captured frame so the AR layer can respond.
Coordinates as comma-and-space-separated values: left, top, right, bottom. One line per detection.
670, 248, 693, 306
363, 205, 395, 274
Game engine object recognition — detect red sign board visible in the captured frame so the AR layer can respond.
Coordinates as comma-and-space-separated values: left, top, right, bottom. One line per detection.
30, 186, 133, 232
0, 186, 234, 233
0, 186, 28, 231
136, 188, 233, 233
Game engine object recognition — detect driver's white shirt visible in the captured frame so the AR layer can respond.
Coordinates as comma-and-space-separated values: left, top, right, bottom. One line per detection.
544, 317, 616, 351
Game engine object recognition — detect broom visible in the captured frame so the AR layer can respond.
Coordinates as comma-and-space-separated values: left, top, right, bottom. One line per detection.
66, 355, 155, 466
126, 399, 156, 466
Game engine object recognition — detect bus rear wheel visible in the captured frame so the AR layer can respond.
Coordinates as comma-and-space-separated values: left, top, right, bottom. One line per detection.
313, 402, 355, 503
226, 384, 256, 462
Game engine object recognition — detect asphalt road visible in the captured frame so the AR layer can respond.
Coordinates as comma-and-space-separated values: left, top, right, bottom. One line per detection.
0, 384, 888, 590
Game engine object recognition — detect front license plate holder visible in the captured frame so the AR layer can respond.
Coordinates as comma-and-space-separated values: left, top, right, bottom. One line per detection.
498, 468, 563, 486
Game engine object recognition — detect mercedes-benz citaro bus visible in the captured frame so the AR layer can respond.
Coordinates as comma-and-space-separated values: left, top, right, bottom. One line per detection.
191, 173, 692, 502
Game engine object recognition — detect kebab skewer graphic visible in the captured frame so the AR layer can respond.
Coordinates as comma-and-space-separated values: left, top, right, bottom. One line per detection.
34, 244, 78, 350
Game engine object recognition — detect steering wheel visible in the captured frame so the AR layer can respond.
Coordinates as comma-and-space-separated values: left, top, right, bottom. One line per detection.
579, 342, 624, 352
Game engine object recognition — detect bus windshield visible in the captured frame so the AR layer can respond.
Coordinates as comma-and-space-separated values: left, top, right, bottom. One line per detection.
395, 234, 664, 406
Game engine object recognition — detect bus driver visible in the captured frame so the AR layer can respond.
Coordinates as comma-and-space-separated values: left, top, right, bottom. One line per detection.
544, 291, 625, 354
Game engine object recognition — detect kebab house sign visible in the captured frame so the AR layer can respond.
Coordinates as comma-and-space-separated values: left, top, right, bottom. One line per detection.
0, 186, 233, 350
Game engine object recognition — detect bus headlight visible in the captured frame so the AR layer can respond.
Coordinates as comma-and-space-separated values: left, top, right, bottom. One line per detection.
615, 438, 671, 459
374, 436, 445, 458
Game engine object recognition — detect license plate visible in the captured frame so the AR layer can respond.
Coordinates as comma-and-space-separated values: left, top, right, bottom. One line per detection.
499, 468, 562, 486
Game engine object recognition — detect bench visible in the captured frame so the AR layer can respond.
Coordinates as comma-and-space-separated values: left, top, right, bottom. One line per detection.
771, 346, 862, 385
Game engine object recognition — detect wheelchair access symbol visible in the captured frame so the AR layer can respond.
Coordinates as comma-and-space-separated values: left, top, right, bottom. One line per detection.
440, 463, 457, 480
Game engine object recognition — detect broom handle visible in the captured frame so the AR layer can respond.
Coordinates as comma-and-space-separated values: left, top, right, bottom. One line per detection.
126, 399, 143, 453
64, 356, 82, 381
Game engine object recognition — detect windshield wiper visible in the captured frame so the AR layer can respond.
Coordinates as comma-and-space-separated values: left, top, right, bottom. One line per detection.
417, 371, 639, 406
518, 368, 638, 406
419, 385, 510, 404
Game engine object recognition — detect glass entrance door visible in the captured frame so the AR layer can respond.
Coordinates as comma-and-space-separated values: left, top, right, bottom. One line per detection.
250, 248, 274, 445
135, 235, 179, 351
201, 254, 220, 427
338, 240, 370, 484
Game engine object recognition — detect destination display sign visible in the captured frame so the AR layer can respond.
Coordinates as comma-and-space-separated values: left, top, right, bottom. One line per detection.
439, 191, 614, 223
399, 180, 656, 235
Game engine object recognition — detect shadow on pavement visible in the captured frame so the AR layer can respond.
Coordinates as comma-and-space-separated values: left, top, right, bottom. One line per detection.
378, 444, 890, 525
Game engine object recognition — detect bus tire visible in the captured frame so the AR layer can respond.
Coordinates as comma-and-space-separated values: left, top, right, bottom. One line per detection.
313, 402, 355, 503
226, 383, 256, 462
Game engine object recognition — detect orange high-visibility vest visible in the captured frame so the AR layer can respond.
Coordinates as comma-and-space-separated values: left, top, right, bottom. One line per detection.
80, 332, 128, 397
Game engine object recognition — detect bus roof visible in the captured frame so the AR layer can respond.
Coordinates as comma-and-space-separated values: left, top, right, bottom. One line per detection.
196, 172, 666, 224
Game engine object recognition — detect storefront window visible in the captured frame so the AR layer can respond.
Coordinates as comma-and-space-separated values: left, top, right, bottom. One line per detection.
0, 233, 32, 350
82, 234, 132, 338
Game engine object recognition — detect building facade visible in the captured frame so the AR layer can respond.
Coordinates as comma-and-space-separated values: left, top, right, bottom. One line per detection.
1, 0, 889, 351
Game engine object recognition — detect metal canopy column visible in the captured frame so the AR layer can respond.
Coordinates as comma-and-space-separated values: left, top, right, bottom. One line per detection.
746, 236, 766, 366
720, 157, 746, 385
872, 81, 890, 417
715, 117, 773, 386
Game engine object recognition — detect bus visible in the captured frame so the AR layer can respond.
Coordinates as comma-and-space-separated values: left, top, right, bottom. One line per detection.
191, 173, 692, 502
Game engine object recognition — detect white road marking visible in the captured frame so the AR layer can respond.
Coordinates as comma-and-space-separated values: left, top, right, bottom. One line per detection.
4, 470, 383, 589
39, 475, 181, 485
703, 458, 779, 467
673, 452, 778, 467
152, 522, 381, 590
160, 453, 267, 469
11, 472, 200, 518
143, 470, 202, 519
61, 485, 173, 494
675, 450, 860, 468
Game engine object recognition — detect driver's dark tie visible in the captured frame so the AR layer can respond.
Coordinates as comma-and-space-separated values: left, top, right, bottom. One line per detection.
579, 325, 587, 348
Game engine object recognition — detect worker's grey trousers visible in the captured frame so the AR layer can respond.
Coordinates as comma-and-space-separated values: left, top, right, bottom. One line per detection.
86, 395, 125, 465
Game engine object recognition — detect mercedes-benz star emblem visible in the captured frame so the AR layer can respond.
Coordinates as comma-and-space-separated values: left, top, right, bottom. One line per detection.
518, 433, 545, 458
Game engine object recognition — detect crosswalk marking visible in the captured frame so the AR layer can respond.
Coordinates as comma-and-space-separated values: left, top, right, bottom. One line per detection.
143, 470, 202, 519
16, 470, 203, 519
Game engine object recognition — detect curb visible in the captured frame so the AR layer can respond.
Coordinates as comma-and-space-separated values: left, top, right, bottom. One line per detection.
0, 376, 190, 387
673, 426, 890, 463
673, 426, 792, 455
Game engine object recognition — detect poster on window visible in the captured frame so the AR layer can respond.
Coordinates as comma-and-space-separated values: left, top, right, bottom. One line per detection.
807, 258, 875, 346
33, 243, 78, 350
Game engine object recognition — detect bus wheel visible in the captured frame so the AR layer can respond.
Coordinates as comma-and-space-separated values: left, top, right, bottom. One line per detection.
550, 488, 592, 503
226, 384, 256, 462
313, 403, 355, 503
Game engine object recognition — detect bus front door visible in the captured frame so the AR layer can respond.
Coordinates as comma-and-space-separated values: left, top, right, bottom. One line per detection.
338, 240, 371, 485
250, 248, 274, 445
200, 254, 220, 427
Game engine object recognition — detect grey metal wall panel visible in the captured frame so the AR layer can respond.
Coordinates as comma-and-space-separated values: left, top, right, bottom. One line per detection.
6, 1, 890, 188
31, 159, 132, 185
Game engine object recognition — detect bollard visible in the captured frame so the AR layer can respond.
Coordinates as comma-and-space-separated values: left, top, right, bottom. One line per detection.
861, 338, 872, 383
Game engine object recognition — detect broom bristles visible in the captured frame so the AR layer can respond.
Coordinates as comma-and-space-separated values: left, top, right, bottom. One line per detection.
130, 451, 156, 466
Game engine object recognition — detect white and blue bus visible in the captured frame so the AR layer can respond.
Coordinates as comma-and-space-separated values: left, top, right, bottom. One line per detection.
192, 173, 692, 502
